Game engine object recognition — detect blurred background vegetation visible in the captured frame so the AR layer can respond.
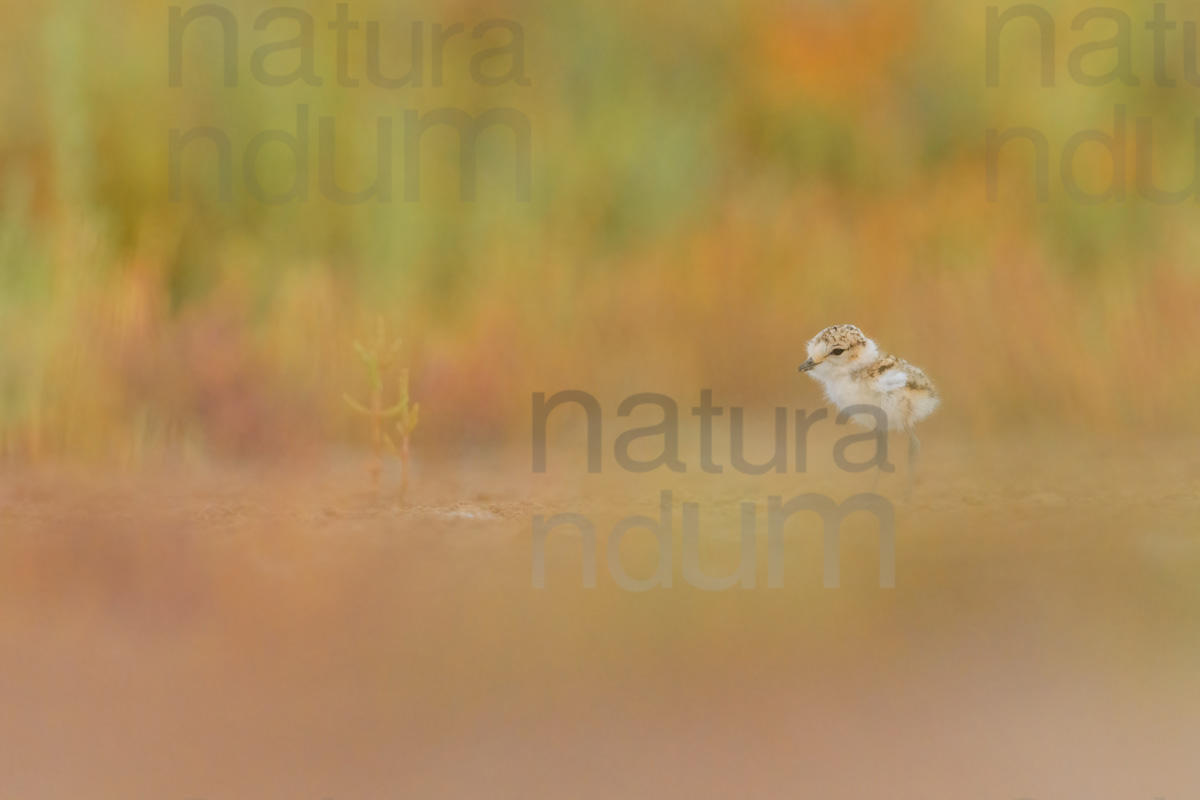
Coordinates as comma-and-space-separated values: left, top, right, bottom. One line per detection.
1, 0, 1198, 464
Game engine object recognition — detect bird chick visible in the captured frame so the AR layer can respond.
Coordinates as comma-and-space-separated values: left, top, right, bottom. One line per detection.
798, 324, 938, 497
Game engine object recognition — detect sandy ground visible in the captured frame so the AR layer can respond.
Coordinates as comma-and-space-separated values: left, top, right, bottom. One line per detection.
2, 431, 1199, 799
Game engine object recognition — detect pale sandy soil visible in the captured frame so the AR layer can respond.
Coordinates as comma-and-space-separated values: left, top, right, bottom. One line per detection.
1, 432, 1199, 799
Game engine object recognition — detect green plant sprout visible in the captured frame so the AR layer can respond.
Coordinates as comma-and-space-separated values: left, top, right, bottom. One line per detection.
343, 318, 419, 502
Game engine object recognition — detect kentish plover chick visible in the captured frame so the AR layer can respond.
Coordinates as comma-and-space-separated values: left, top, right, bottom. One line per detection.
798, 324, 939, 497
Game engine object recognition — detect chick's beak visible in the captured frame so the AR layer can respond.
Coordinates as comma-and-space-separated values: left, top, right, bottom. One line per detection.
798, 357, 817, 373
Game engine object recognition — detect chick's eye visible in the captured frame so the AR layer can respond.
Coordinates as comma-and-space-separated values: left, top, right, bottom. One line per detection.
830, 348, 845, 356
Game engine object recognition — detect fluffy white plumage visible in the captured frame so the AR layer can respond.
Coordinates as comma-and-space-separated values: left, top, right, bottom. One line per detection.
798, 324, 939, 497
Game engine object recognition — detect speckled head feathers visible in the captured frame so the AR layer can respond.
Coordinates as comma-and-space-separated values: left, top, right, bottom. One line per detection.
809, 324, 868, 352
799, 324, 878, 373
